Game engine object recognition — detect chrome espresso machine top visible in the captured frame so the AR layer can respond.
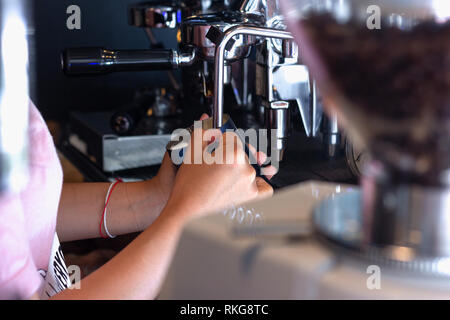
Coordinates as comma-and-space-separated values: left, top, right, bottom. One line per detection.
62, 0, 364, 178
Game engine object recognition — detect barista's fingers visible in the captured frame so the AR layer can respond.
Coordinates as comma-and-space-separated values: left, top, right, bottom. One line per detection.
255, 177, 274, 199
187, 114, 210, 151
203, 128, 222, 149
220, 131, 246, 164
256, 151, 267, 165
161, 150, 178, 172
246, 144, 277, 179
200, 128, 220, 163
246, 143, 260, 163
247, 144, 270, 166
259, 165, 277, 180
221, 131, 244, 150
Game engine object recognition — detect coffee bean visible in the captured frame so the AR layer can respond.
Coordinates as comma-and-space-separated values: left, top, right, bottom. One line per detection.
301, 14, 450, 186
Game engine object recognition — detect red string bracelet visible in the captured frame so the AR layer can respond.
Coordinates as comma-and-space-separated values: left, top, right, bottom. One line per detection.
99, 178, 123, 239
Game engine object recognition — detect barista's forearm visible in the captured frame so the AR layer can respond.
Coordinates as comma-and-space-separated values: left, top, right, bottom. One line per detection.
51, 204, 187, 300
56, 179, 168, 242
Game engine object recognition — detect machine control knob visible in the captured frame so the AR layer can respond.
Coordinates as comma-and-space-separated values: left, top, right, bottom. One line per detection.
205, 26, 236, 50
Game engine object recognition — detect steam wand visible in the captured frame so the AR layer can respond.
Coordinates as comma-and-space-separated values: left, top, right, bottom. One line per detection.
210, 25, 293, 129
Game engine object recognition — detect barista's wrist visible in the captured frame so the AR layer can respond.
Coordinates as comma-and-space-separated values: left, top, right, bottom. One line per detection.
156, 200, 193, 232
159, 196, 200, 227
126, 178, 172, 231
151, 175, 171, 207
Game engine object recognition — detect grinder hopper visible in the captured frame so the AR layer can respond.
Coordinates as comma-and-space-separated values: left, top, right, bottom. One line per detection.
281, 0, 450, 259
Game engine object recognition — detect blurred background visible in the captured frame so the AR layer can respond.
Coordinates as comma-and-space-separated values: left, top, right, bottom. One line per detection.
32, 0, 176, 121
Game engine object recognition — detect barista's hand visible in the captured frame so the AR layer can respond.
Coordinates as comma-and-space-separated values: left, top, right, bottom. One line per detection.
152, 114, 210, 206
163, 127, 273, 222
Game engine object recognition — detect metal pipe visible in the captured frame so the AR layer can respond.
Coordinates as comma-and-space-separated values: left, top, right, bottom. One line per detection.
323, 112, 340, 158
242, 58, 249, 106
63, 47, 196, 75
172, 49, 196, 68
144, 27, 180, 90
213, 25, 293, 128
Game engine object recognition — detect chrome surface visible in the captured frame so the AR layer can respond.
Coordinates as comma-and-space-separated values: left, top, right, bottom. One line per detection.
255, 54, 323, 138
130, 3, 182, 28
248, 0, 326, 156
264, 101, 290, 162
180, 11, 265, 62
314, 190, 450, 277
212, 25, 293, 128
362, 161, 450, 257
172, 48, 197, 67
239, 0, 284, 23
322, 112, 339, 158
63, 48, 177, 74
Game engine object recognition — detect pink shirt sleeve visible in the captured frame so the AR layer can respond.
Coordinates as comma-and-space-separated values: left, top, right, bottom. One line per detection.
0, 194, 42, 299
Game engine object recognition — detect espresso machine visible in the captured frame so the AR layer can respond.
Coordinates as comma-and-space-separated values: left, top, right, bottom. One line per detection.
62, 0, 362, 179
158, 0, 450, 299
